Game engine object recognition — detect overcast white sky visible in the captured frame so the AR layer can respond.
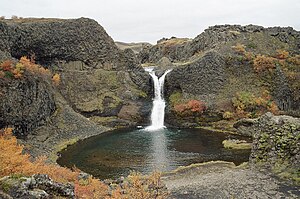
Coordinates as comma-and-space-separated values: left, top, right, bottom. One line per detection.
1, 0, 299, 43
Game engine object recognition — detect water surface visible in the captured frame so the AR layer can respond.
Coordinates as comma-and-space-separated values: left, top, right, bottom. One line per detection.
57, 128, 251, 179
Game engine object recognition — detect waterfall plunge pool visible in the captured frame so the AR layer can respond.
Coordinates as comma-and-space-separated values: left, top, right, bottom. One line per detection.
57, 128, 251, 179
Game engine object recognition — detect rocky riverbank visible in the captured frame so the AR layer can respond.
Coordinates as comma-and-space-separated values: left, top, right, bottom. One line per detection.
162, 161, 300, 199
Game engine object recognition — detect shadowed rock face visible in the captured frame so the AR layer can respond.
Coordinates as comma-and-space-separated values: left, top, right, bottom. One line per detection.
166, 51, 225, 96
0, 77, 56, 138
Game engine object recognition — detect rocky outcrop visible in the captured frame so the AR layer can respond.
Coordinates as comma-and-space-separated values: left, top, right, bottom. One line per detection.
0, 77, 56, 138
157, 57, 173, 70
0, 18, 121, 67
163, 161, 300, 198
236, 112, 300, 182
0, 174, 74, 198
138, 25, 300, 63
115, 41, 152, 54
166, 51, 225, 97
0, 17, 153, 162
249, 113, 300, 170
163, 51, 226, 127
138, 37, 191, 63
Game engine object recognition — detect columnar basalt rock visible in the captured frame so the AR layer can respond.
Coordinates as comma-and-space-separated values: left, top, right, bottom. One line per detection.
0, 77, 56, 138
166, 51, 226, 96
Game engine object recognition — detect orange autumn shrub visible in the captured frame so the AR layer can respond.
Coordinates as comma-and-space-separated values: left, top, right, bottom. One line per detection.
0, 128, 169, 198
111, 171, 168, 199
276, 49, 289, 59
231, 91, 279, 119
52, 73, 60, 86
232, 43, 246, 54
0, 60, 13, 71
174, 99, 206, 116
0, 57, 53, 80
19, 56, 51, 78
253, 55, 276, 73
0, 128, 109, 198
75, 176, 108, 198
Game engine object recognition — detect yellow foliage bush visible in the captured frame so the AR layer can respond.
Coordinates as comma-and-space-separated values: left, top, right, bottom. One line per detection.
253, 55, 276, 72
287, 55, 300, 65
52, 73, 60, 86
232, 43, 246, 54
223, 111, 234, 120
276, 49, 289, 59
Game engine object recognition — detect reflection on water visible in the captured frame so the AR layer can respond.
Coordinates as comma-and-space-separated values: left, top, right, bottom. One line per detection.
57, 128, 251, 179
149, 130, 170, 171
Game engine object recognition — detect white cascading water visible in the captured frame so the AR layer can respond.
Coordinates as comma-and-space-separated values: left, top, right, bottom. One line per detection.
145, 68, 172, 131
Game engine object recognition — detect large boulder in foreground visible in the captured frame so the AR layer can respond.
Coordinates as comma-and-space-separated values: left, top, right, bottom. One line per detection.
0, 174, 74, 198
248, 112, 300, 183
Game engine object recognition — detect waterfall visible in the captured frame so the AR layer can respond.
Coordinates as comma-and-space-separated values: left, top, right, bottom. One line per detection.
145, 68, 172, 131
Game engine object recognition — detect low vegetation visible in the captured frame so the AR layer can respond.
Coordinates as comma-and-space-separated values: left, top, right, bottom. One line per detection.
222, 139, 252, 150
228, 43, 300, 119
0, 57, 60, 86
227, 90, 278, 119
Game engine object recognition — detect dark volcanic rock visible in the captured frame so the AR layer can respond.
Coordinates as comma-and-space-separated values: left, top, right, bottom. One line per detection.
0, 77, 56, 138
0, 174, 74, 198
166, 51, 226, 96
138, 24, 300, 63
0, 18, 121, 67
123, 48, 151, 92
249, 112, 300, 171
236, 112, 300, 182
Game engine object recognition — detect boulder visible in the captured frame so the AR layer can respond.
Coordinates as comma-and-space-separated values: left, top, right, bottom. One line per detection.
249, 112, 300, 180
0, 174, 74, 198
233, 118, 257, 136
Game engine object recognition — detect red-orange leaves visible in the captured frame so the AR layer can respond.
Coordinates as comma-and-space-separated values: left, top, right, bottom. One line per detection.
174, 100, 206, 116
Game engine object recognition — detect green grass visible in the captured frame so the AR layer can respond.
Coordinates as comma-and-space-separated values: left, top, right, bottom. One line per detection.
222, 139, 252, 150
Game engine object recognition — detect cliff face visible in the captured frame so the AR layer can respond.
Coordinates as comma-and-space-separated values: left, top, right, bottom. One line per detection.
1, 18, 299, 142
166, 51, 225, 96
0, 77, 56, 138
0, 18, 151, 149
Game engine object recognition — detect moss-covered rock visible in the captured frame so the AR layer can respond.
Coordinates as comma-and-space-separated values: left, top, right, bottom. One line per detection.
249, 112, 300, 184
